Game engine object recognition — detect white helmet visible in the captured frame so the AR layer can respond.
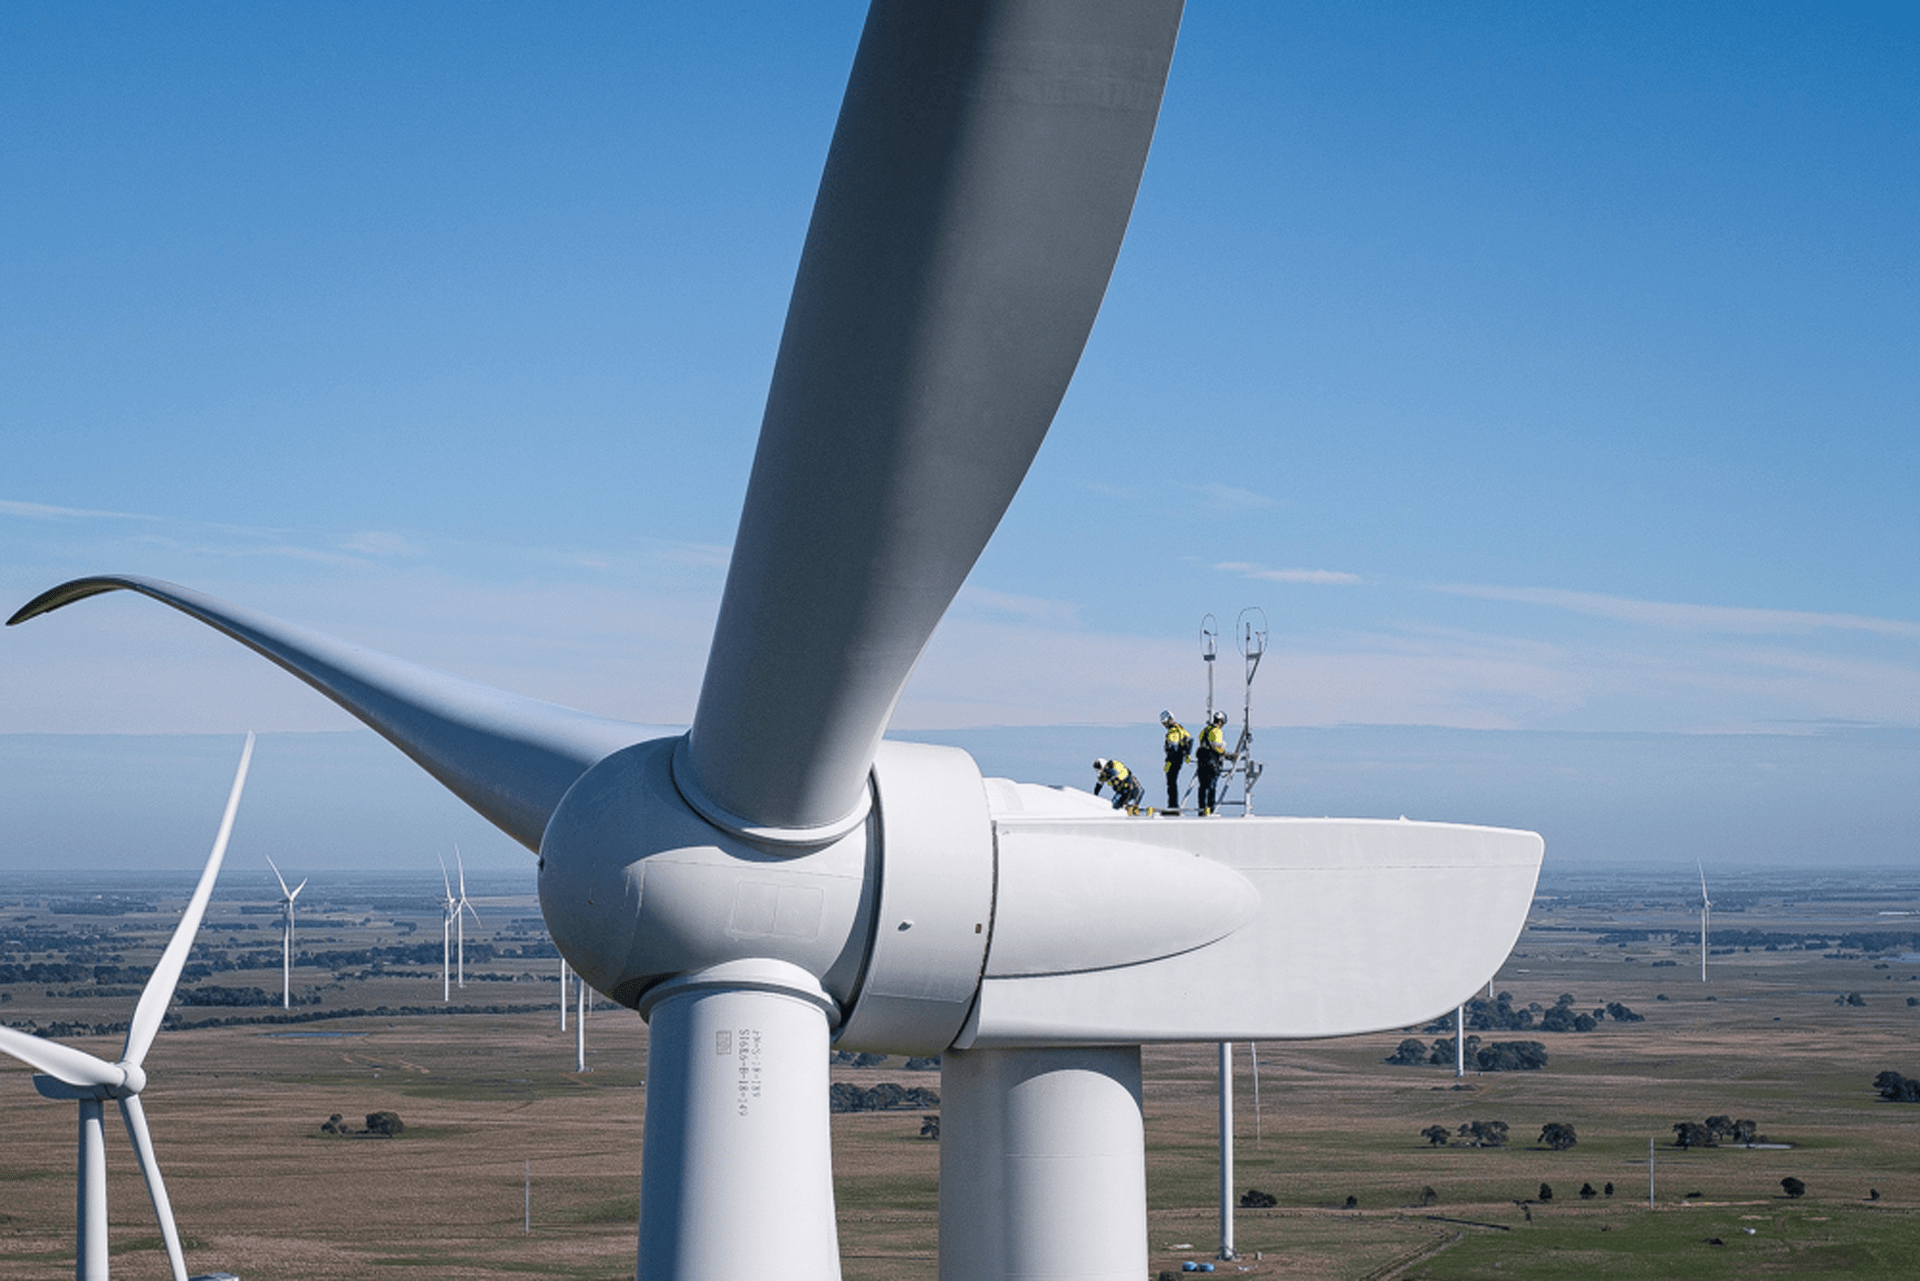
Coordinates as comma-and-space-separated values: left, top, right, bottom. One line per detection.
1092, 758, 1108, 771
1159, 709, 1172, 724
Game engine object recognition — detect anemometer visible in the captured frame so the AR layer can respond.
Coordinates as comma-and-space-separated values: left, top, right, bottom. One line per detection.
1195, 608, 1267, 815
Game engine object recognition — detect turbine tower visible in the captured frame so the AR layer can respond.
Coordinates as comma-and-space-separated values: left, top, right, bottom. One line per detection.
0, 734, 252, 1281
8, 4, 1545, 1277
265, 855, 305, 1010
437, 852, 459, 1002
1698, 862, 1712, 983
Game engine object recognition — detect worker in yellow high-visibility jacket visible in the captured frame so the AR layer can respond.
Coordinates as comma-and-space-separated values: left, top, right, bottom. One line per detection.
1195, 712, 1228, 815
1159, 710, 1193, 811
1092, 758, 1144, 814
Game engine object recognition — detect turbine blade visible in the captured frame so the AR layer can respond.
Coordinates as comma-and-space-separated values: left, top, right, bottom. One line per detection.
291, 878, 307, 901
8, 576, 669, 851
439, 851, 453, 901
119, 1095, 191, 1281
123, 733, 253, 1067
686, 0, 1184, 831
265, 853, 291, 900
0, 1025, 120, 1089
456, 845, 467, 901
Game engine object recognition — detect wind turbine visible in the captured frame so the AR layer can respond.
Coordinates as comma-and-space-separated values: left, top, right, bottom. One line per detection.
8, 4, 1545, 1277
1698, 862, 1712, 983
453, 846, 479, 988
264, 855, 305, 1010
0, 734, 252, 1281
437, 853, 459, 1002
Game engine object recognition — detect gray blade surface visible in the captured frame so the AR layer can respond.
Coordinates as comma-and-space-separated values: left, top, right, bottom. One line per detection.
9, 576, 670, 851
689, 0, 1184, 832
0, 1025, 119, 1089
123, 734, 252, 1068
119, 1094, 191, 1281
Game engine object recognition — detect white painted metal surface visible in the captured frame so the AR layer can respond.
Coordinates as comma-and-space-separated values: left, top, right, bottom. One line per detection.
835, 742, 995, 1055
940, 1046, 1147, 1281
1218, 1042, 1235, 1261
78, 1099, 107, 1281
636, 961, 841, 1281
961, 816, 1542, 1046
574, 976, 586, 1073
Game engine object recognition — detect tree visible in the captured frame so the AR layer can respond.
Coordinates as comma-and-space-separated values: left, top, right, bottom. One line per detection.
1705, 1115, 1735, 1141
1604, 1182, 1614, 1197
1731, 1118, 1759, 1143
1385, 1038, 1430, 1065
1539, 1122, 1577, 1151
1672, 1121, 1713, 1149
1428, 1035, 1479, 1066
364, 1111, 404, 1137
1421, 1125, 1452, 1147
1419, 1186, 1438, 1206
1538, 1182, 1553, 1202
1457, 1120, 1509, 1148
1605, 1001, 1644, 1023
1874, 1071, 1920, 1102
1579, 1183, 1597, 1200
1239, 1188, 1277, 1209
1781, 1177, 1806, 1199
919, 1114, 940, 1140
1474, 1041, 1549, 1072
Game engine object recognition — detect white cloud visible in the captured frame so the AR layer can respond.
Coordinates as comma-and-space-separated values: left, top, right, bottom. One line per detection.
953, 586, 1081, 628
1181, 482, 1278, 511
341, 530, 425, 558
1437, 583, 1920, 640
0, 498, 153, 522
1216, 561, 1363, 585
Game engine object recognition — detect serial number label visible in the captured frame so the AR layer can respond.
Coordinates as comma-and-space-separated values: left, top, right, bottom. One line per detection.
736, 1027, 763, 1116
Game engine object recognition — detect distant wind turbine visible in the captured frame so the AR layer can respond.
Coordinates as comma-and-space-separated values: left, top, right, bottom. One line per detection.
265, 855, 306, 1010
453, 847, 478, 987
437, 853, 459, 1002
1698, 862, 1712, 983
0, 733, 252, 1281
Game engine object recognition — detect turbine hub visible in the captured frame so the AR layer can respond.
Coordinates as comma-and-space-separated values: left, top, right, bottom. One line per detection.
113, 1062, 147, 1097
537, 736, 874, 1014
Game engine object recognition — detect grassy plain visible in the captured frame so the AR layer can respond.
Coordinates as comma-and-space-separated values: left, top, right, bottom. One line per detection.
3, 872, 1920, 1279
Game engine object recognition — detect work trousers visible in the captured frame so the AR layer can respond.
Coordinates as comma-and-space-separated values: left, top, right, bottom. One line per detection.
1196, 760, 1220, 814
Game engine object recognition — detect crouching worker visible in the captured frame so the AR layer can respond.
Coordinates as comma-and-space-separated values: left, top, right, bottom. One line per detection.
1092, 758, 1144, 815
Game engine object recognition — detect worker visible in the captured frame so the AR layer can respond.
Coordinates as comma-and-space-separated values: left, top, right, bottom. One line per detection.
1159, 710, 1193, 812
1194, 711, 1228, 815
1092, 758, 1144, 815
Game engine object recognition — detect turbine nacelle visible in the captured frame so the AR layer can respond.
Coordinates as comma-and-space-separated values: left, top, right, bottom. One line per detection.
29, 1062, 144, 1101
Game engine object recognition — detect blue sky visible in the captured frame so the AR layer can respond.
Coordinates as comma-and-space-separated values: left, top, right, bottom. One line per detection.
3, 5, 1916, 870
